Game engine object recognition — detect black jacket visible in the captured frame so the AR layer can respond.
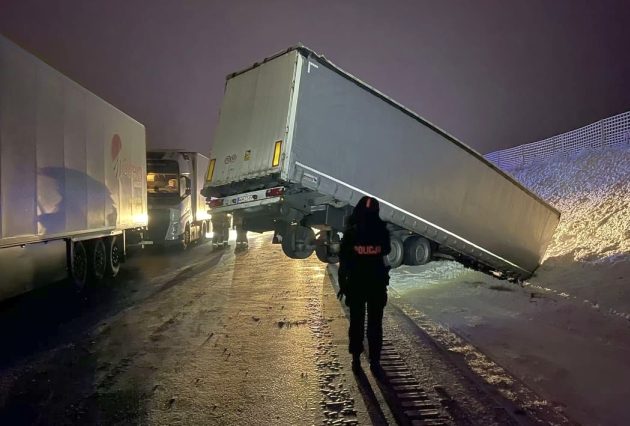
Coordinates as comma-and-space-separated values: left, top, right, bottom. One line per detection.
338, 201, 391, 296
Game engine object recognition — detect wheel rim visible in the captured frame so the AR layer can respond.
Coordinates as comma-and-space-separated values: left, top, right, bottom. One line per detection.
111, 243, 120, 268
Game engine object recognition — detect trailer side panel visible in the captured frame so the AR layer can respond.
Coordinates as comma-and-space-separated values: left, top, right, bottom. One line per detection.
289, 53, 559, 273
0, 35, 147, 248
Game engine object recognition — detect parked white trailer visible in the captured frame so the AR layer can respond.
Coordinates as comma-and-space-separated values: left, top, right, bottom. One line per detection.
0, 35, 147, 300
202, 45, 560, 279
143, 151, 211, 248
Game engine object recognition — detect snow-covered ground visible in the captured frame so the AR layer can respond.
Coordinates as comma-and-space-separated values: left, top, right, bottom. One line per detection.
390, 144, 630, 426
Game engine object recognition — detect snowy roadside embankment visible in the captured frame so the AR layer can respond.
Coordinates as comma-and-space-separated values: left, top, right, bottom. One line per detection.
510, 144, 629, 264
508, 145, 630, 316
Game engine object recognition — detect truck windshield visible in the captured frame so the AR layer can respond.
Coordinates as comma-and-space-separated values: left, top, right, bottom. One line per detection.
147, 160, 179, 195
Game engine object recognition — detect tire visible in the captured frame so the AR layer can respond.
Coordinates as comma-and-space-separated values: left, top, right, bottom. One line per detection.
181, 224, 191, 250
315, 231, 340, 264
282, 225, 315, 259
403, 235, 432, 266
71, 241, 88, 290
106, 236, 122, 277
88, 238, 107, 281
315, 245, 340, 264
386, 235, 404, 268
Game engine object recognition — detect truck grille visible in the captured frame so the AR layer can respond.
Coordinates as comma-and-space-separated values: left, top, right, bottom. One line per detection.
147, 209, 170, 242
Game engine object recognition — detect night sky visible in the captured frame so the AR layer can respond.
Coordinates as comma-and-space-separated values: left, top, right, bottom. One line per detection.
1, 0, 629, 155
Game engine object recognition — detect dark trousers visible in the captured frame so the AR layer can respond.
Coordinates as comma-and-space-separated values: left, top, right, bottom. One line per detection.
347, 290, 387, 361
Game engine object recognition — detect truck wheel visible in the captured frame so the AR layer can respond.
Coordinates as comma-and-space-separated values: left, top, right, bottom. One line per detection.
181, 224, 191, 250
88, 238, 107, 281
315, 245, 340, 264
386, 235, 404, 268
71, 241, 88, 290
315, 231, 340, 264
282, 225, 315, 259
403, 236, 432, 266
106, 236, 122, 277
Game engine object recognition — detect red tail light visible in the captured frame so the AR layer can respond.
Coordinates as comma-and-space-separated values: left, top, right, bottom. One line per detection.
208, 198, 224, 208
266, 187, 285, 197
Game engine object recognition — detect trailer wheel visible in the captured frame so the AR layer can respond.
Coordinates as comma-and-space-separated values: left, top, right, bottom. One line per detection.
71, 241, 88, 289
282, 225, 315, 259
403, 236, 432, 266
88, 238, 107, 281
106, 236, 122, 277
315, 231, 340, 264
386, 235, 404, 268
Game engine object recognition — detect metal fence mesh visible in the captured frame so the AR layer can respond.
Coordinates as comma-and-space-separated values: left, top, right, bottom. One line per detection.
485, 111, 630, 170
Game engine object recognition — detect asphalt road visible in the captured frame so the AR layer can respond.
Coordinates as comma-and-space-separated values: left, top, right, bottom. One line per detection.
0, 236, 373, 425
0, 241, 225, 424
0, 235, 570, 426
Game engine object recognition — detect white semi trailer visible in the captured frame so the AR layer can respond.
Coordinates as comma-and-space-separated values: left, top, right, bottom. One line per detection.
144, 150, 210, 248
0, 35, 147, 300
202, 45, 560, 280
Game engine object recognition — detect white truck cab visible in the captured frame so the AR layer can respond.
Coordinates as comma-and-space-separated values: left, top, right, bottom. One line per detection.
145, 151, 210, 248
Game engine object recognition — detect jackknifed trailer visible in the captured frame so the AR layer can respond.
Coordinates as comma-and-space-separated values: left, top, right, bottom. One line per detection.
202, 45, 560, 280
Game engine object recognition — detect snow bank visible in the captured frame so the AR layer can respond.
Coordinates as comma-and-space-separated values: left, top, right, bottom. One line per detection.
507, 144, 630, 264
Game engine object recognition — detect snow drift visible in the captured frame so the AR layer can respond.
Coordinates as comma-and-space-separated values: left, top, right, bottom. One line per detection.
508, 144, 629, 265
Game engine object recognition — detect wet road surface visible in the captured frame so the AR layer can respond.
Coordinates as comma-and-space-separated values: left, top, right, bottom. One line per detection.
0, 236, 372, 425
0, 234, 570, 425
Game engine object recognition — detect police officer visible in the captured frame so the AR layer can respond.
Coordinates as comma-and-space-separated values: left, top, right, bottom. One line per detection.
337, 196, 391, 371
